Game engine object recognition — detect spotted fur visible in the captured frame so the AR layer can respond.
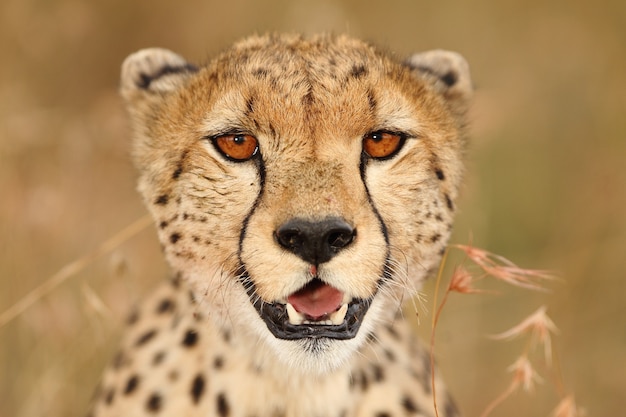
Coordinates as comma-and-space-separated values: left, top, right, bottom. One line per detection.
90, 33, 472, 417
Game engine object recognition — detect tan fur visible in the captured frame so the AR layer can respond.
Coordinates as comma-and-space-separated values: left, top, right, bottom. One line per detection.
90, 34, 472, 417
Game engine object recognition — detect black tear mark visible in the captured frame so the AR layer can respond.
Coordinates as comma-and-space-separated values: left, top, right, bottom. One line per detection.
154, 194, 169, 205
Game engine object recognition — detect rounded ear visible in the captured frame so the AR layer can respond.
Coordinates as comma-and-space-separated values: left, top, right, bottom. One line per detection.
405, 50, 472, 115
120, 48, 198, 102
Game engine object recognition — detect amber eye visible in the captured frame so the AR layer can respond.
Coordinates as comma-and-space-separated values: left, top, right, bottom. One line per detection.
213, 134, 259, 161
362, 131, 405, 159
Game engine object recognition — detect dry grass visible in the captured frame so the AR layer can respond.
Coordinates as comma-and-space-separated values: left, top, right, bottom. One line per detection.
1, 0, 625, 416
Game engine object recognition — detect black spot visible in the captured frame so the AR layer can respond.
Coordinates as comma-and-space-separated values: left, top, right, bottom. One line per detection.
441, 70, 458, 87
126, 309, 139, 325
191, 373, 206, 404
156, 298, 175, 314
372, 364, 384, 382
302, 91, 315, 106
217, 392, 230, 416
104, 387, 115, 405
431, 233, 442, 243
182, 329, 198, 347
245, 96, 255, 115
135, 329, 157, 346
159, 220, 168, 229
435, 169, 445, 180
146, 393, 162, 412
360, 370, 369, 391
385, 324, 401, 340
154, 194, 169, 205
252, 67, 269, 78
221, 329, 231, 343
124, 375, 140, 395
367, 90, 377, 112
445, 394, 461, 417
192, 235, 201, 243
349, 64, 368, 79
172, 166, 183, 180
171, 273, 182, 288
402, 396, 420, 413
384, 349, 396, 362
445, 193, 454, 211
170, 233, 181, 244
152, 351, 166, 366
112, 350, 126, 369
375, 413, 391, 417
214, 356, 224, 369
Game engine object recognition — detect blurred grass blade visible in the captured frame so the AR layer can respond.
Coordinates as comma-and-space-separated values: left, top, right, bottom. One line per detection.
0, 214, 152, 328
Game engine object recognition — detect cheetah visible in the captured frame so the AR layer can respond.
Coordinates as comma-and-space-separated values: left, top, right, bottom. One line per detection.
89, 33, 472, 417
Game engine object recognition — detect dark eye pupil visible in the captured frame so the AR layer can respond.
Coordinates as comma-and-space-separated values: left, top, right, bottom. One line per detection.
234, 135, 246, 145
370, 133, 383, 142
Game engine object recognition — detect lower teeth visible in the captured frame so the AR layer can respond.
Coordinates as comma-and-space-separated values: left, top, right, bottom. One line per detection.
285, 302, 349, 326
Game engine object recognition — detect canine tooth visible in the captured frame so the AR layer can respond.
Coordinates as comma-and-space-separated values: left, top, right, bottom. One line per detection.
286, 303, 304, 325
330, 303, 348, 325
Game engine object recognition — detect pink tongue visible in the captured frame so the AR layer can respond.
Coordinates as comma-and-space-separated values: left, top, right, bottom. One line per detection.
287, 280, 344, 320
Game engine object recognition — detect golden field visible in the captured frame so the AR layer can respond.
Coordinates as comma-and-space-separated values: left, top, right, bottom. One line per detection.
1, 0, 624, 416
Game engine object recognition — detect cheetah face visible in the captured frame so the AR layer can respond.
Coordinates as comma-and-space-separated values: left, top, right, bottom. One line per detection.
120, 34, 471, 372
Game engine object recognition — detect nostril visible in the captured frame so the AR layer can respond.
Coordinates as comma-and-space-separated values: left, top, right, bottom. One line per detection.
327, 228, 356, 251
274, 218, 355, 265
276, 228, 305, 251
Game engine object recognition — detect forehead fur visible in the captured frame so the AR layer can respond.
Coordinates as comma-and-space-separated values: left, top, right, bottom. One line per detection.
182, 34, 449, 148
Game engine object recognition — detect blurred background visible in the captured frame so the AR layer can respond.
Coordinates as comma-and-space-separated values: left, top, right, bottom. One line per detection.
1, 0, 624, 416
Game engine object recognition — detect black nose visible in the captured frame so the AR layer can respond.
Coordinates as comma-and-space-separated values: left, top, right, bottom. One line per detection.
275, 218, 356, 265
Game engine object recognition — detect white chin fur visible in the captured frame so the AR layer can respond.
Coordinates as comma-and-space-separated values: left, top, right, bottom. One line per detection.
258, 295, 386, 376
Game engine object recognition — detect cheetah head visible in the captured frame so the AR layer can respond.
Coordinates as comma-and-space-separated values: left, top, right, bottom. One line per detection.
120, 34, 472, 374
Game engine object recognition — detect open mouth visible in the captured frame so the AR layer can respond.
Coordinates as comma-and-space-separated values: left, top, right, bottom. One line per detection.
246, 277, 371, 340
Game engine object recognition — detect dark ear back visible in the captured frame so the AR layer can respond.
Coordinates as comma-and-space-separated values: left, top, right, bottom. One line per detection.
405, 50, 472, 115
120, 48, 198, 103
